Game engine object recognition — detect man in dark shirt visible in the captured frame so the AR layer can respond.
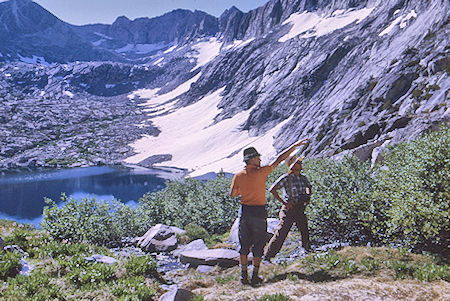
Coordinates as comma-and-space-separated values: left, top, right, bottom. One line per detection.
264, 156, 312, 260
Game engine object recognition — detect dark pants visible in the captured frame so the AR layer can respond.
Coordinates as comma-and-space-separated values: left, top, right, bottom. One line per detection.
238, 205, 267, 257
265, 203, 310, 259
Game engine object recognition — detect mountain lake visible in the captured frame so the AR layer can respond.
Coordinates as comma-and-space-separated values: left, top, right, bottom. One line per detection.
0, 165, 184, 227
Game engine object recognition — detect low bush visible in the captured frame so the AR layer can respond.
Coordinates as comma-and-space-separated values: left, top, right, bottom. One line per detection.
4, 227, 42, 255
298, 247, 449, 282
124, 255, 157, 278
1, 271, 65, 300
0, 251, 22, 280
371, 126, 449, 252
184, 223, 210, 242
301, 156, 375, 243
110, 276, 158, 301
139, 173, 239, 234
258, 293, 290, 301
68, 261, 116, 288
41, 195, 143, 246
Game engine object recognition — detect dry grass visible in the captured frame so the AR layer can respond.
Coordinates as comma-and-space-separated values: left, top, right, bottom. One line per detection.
191, 277, 449, 300
168, 246, 450, 301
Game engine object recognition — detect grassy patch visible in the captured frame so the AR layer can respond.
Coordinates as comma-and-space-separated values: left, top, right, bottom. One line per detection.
0, 224, 164, 300
288, 247, 449, 282
258, 293, 290, 301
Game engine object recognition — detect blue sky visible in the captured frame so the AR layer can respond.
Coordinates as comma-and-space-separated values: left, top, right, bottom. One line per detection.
9, 0, 270, 25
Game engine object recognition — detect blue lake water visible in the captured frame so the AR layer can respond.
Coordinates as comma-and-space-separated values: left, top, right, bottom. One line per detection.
0, 165, 182, 227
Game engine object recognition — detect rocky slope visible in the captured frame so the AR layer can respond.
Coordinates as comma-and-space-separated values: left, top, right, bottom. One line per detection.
0, 0, 448, 173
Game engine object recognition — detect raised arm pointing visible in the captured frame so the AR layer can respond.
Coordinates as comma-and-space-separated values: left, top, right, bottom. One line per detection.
269, 138, 309, 169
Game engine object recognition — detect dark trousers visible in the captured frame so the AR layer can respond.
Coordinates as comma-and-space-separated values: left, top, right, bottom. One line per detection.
265, 203, 310, 259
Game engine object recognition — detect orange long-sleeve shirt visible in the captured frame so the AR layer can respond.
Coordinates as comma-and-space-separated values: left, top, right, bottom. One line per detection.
230, 165, 273, 206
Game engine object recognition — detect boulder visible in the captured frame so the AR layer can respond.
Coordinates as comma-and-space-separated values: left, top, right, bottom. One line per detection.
137, 224, 182, 253
351, 141, 383, 161
173, 239, 208, 257
196, 265, 215, 273
179, 248, 240, 268
371, 140, 391, 168
19, 259, 35, 276
228, 217, 280, 244
4, 245, 25, 254
84, 254, 119, 264
159, 288, 194, 301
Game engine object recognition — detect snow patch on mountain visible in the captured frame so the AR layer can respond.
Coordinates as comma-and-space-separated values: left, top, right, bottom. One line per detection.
279, 7, 374, 42
189, 38, 222, 71
129, 73, 201, 105
18, 54, 52, 66
379, 10, 417, 36
224, 38, 255, 50
153, 57, 164, 66
125, 83, 290, 176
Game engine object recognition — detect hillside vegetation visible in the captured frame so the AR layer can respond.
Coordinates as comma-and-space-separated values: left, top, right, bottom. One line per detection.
42, 125, 449, 254
1, 126, 448, 300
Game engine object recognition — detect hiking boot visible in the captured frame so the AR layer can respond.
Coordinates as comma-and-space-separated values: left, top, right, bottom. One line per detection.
303, 243, 312, 253
250, 275, 263, 287
240, 275, 250, 285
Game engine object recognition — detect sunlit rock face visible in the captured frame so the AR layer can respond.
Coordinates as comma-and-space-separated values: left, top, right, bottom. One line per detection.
0, 0, 448, 174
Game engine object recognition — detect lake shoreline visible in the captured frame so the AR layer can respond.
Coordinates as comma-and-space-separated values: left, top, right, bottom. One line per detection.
0, 164, 186, 227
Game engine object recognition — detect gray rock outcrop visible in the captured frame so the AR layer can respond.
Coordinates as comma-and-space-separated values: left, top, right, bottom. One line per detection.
179, 248, 240, 268
84, 254, 119, 264
137, 224, 184, 253
159, 288, 194, 301
228, 217, 280, 244
173, 239, 208, 258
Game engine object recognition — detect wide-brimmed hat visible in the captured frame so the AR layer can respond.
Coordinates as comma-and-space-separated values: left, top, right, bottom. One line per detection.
243, 147, 261, 161
288, 156, 304, 171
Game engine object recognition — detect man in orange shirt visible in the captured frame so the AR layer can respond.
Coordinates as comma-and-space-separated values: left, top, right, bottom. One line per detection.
230, 138, 309, 286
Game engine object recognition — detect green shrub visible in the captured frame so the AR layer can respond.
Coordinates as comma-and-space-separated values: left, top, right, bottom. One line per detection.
139, 173, 239, 234
185, 223, 210, 242
372, 126, 449, 252
38, 240, 92, 258
412, 262, 450, 282
215, 274, 237, 284
2, 272, 64, 301
4, 227, 41, 255
258, 293, 290, 301
301, 156, 375, 243
0, 251, 22, 280
361, 257, 380, 272
124, 255, 157, 277
110, 276, 157, 301
67, 262, 116, 288
41, 195, 142, 246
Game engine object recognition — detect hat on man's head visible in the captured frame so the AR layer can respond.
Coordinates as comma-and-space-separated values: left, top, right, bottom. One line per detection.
288, 156, 304, 171
243, 147, 261, 161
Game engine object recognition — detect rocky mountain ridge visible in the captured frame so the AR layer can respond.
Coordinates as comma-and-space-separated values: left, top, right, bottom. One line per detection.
0, 0, 448, 173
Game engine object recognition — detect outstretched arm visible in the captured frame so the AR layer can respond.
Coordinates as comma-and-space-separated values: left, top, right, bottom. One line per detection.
269, 138, 309, 169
